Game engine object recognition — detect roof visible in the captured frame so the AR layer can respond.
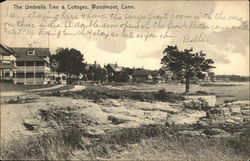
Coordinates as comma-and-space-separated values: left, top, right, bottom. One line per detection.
151, 70, 159, 76
11, 47, 50, 62
132, 69, 152, 76
85, 63, 101, 70
0, 44, 17, 56
106, 63, 124, 72
0, 62, 15, 69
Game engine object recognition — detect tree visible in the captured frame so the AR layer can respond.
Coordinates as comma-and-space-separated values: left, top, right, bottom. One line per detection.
54, 48, 85, 83
161, 45, 215, 93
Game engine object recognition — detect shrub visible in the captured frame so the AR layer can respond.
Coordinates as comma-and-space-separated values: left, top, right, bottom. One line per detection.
52, 90, 61, 96
155, 89, 185, 103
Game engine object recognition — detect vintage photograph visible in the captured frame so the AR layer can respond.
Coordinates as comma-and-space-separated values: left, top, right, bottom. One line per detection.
0, 0, 249, 160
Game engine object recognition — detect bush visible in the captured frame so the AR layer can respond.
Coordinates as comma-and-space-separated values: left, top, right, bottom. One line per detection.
52, 90, 61, 96
155, 89, 185, 103
66, 87, 184, 103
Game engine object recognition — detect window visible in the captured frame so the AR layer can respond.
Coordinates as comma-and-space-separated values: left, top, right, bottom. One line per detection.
26, 73, 34, 78
36, 61, 45, 66
16, 73, 25, 78
16, 61, 25, 66
27, 50, 35, 55
35, 73, 44, 78
26, 61, 34, 66
5, 72, 10, 77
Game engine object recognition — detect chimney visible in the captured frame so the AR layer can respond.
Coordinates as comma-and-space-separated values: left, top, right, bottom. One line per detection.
94, 61, 96, 65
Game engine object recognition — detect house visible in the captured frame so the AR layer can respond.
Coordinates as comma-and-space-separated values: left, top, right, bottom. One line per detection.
0, 44, 17, 81
104, 63, 125, 82
158, 67, 174, 82
11, 47, 51, 85
48, 65, 67, 84
132, 69, 153, 83
84, 61, 107, 82
105, 63, 124, 75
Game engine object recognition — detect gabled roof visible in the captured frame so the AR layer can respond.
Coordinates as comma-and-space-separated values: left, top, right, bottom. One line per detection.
0, 44, 17, 56
11, 47, 50, 62
106, 63, 124, 72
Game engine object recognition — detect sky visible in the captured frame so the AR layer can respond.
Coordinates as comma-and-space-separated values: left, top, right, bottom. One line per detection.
1, 0, 249, 76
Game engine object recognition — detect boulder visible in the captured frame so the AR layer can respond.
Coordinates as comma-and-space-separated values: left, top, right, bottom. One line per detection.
206, 108, 224, 118
107, 115, 129, 125
82, 127, 105, 137
208, 128, 230, 136
184, 95, 216, 107
225, 119, 236, 124
23, 119, 40, 130
179, 130, 204, 136
182, 99, 209, 111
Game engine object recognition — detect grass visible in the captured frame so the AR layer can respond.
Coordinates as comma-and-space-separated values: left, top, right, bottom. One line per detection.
201, 83, 242, 87
1, 126, 81, 160
2, 124, 249, 160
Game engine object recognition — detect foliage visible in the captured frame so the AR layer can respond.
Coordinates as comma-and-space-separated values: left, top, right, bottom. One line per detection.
154, 89, 185, 102
161, 45, 215, 93
53, 48, 85, 78
66, 86, 184, 103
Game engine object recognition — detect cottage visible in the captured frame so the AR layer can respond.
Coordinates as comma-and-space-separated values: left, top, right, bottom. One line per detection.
12, 47, 51, 85
104, 63, 125, 82
84, 61, 107, 82
0, 44, 17, 81
132, 69, 153, 83
105, 63, 123, 75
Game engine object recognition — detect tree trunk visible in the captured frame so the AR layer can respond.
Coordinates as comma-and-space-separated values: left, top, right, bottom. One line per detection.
185, 71, 190, 94
185, 79, 190, 94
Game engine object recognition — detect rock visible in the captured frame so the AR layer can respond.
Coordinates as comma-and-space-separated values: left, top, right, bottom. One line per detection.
182, 98, 211, 111
107, 115, 129, 125
231, 116, 244, 122
230, 107, 241, 113
206, 108, 224, 118
23, 119, 39, 131
208, 128, 230, 136
225, 119, 236, 124
82, 128, 105, 137
8, 95, 38, 104
167, 110, 206, 125
184, 95, 216, 107
179, 130, 204, 136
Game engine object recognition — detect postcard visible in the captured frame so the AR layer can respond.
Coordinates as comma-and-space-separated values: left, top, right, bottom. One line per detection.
1, 0, 249, 160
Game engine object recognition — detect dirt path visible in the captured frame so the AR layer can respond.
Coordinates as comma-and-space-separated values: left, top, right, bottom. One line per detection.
1, 91, 25, 97
61, 85, 85, 93
26, 85, 65, 92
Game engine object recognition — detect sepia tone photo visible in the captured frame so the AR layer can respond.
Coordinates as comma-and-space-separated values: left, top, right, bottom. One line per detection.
0, 0, 249, 160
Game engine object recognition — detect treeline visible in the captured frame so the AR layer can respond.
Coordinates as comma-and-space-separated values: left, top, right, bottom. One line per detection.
216, 75, 250, 82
